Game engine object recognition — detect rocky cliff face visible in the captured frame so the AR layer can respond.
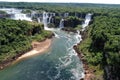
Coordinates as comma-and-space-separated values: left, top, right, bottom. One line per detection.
104, 61, 120, 80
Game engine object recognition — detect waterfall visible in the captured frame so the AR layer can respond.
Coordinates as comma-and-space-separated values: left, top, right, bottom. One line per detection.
12, 13, 32, 21
0, 9, 91, 80
37, 17, 41, 23
51, 13, 55, 23
82, 13, 92, 31
48, 14, 52, 23
0, 8, 22, 14
51, 18, 54, 23
0, 8, 32, 21
30, 11, 36, 18
42, 12, 55, 30
42, 12, 49, 29
48, 13, 55, 23
64, 13, 69, 17
75, 13, 78, 17
53, 13, 56, 16
59, 19, 64, 28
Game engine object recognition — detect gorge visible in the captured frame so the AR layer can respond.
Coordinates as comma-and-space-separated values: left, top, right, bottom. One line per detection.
0, 3, 120, 80
0, 8, 92, 80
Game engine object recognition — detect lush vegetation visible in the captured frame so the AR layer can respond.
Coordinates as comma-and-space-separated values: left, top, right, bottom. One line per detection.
0, 2, 120, 14
91, 16, 120, 63
49, 16, 83, 28
0, 2, 120, 80
78, 12, 120, 79
0, 18, 52, 62
0, 10, 7, 14
21, 9, 31, 13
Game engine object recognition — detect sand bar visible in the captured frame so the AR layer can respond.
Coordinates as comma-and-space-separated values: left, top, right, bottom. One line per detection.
16, 39, 52, 61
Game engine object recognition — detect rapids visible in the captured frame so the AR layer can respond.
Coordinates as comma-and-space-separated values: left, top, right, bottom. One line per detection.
0, 8, 92, 80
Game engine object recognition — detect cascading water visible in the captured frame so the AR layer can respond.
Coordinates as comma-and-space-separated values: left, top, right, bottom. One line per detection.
82, 13, 92, 31
30, 11, 36, 18
45, 29, 84, 80
59, 18, 64, 28
53, 13, 56, 16
0, 8, 32, 21
41, 11, 86, 80
12, 13, 32, 21
0, 27, 85, 80
64, 13, 69, 17
40, 12, 92, 80
0, 8, 92, 80
48, 13, 52, 23
37, 17, 41, 23
0, 8, 21, 14
42, 12, 49, 30
48, 16, 52, 23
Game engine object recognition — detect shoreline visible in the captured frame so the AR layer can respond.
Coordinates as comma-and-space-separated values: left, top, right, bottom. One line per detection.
73, 30, 95, 80
0, 38, 52, 70
16, 39, 52, 61
73, 45, 95, 80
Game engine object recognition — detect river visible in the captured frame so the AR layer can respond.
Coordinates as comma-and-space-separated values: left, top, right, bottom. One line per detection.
0, 8, 92, 80
0, 29, 84, 80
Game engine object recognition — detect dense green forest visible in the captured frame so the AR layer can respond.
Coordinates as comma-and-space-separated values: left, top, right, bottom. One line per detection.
78, 12, 120, 80
0, 2, 120, 14
80, 16, 120, 65
0, 18, 52, 62
0, 10, 7, 14
0, 2, 120, 80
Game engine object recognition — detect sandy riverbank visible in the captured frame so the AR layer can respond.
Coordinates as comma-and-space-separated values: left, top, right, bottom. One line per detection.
0, 38, 52, 70
16, 39, 52, 61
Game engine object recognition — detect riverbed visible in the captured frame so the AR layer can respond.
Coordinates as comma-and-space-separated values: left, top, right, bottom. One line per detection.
0, 29, 84, 80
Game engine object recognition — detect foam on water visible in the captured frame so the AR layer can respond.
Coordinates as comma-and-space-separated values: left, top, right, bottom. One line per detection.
53, 32, 60, 38
70, 63, 85, 80
0, 9, 92, 80
54, 70, 61, 79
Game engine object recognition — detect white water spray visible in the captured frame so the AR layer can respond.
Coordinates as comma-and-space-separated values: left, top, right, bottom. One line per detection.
0, 9, 92, 80
48, 13, 53, 23
64, 13, 69, 17
82, 13, 92, 31
59, 18, 64, 28
42, 12, 49, 30
13, 13, 32, 21
37, 17, 41, 23
0, 8, 32, 21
